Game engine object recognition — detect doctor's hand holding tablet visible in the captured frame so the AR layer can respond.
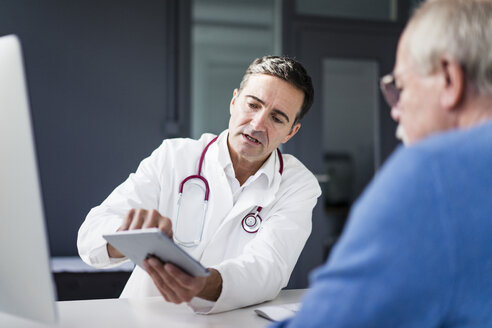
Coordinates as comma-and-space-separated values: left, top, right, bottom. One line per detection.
107, 208, 222, 303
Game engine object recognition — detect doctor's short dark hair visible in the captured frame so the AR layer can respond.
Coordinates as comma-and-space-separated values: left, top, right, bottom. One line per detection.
238, 56, 314, 124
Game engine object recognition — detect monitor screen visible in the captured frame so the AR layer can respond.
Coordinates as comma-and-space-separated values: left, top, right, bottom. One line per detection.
0, 34, 58, 324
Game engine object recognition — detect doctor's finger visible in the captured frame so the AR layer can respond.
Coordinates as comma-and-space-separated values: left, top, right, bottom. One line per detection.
120, 209, 136, 231
142, 209, 163, 228
129, 209, 147, 230
165, 263, 204, 291
157, 217, 173, 238
161, 264, 199, 302
143, 259, 178, 303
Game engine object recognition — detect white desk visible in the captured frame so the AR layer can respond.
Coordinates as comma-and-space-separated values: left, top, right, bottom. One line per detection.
0, 289, 305, 328
51, 256, 134, 273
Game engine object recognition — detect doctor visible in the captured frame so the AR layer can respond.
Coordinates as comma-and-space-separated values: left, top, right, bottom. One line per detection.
78, 55, 321, 314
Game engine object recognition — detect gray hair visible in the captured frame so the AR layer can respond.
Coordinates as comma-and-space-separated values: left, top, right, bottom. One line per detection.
406, 0, 492, 96
238, 56, 314, 124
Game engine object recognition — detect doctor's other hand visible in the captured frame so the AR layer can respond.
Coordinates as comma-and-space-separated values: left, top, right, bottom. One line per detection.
107, 208, 173, 258
144, 258, 223, 303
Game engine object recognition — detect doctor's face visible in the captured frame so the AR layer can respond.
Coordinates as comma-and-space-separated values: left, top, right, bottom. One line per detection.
228, 73, 303, 166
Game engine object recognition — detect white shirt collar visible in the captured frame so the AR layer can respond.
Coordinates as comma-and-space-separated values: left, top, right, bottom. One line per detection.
215, 130, 277, 188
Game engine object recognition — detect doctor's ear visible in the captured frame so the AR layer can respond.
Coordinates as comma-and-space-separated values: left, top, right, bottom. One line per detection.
282, 122, 301, 143
231, 88, 239, 105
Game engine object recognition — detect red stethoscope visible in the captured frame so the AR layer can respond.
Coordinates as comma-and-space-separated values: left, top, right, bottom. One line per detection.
174, 136, 283, 247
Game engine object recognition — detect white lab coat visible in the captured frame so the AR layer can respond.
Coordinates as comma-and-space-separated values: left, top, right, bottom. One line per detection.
77, 130, 321, 313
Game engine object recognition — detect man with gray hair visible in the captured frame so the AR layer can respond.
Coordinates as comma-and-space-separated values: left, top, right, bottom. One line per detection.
78, 55, 321, 314
272, 0, 492, 327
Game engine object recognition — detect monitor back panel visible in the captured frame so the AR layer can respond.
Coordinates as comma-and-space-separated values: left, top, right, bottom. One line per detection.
0, 34, 57, 324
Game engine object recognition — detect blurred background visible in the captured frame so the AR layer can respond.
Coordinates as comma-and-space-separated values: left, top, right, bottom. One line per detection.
0, 0, 423, 300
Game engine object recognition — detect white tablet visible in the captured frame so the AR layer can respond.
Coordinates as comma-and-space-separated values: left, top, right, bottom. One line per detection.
103, 228, 210, 277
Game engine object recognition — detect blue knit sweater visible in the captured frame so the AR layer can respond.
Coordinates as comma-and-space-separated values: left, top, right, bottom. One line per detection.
273, 121, 492, 327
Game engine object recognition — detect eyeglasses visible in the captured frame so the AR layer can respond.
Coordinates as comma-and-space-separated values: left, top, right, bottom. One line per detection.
379, 73, 401, 108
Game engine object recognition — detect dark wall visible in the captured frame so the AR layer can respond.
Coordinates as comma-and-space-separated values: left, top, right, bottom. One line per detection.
0, 0, 188, 256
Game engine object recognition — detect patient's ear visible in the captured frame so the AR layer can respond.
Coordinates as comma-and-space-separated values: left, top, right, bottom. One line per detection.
439, 57, 465, 111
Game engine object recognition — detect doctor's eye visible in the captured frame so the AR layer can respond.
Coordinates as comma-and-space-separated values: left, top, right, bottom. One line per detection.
271, 115, 284, 124
248, 102, 260, 110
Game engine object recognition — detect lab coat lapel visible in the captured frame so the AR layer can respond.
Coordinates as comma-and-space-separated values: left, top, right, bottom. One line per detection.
197, 147, 283, 263
224, 182, 272, 222
219, 153, 283, 227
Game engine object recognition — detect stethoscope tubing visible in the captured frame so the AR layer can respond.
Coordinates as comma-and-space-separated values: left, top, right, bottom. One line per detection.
176, 135, 283, 245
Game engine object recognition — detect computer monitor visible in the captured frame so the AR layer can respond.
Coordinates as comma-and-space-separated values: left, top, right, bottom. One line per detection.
0, 34, 58, 324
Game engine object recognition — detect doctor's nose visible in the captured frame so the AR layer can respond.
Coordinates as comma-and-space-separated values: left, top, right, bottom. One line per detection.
250, 110, 268, 131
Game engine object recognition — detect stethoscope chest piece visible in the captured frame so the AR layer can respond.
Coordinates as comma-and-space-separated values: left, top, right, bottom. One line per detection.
242, 212, 262, 233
